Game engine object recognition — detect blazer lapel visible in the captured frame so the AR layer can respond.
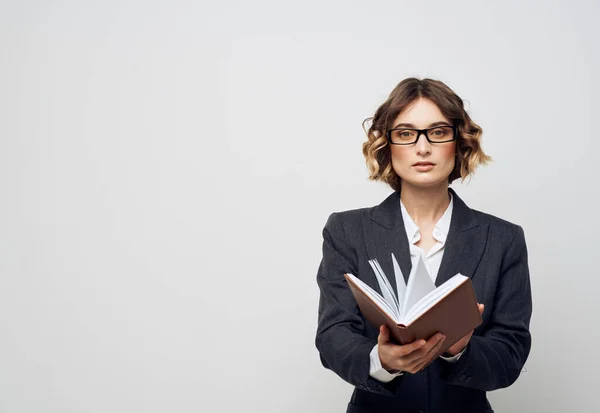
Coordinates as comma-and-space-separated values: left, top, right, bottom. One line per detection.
362, 188, 489, 297
363, 191, 412, 299
435, 188, 489, 286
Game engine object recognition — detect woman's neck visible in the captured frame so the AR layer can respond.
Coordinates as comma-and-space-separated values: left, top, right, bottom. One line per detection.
399, 182, 451, 226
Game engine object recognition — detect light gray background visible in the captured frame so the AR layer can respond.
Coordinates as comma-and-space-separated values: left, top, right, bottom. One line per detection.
1, 1, 598, 412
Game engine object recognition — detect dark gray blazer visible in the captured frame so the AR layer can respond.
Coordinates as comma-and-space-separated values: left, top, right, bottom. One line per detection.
315, 188, 532, 413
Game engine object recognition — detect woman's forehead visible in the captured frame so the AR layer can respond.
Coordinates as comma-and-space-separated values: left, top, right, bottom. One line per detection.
393, 98, 450, 127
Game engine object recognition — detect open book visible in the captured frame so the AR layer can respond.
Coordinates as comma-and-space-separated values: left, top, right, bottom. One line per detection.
344, 253, 482, 351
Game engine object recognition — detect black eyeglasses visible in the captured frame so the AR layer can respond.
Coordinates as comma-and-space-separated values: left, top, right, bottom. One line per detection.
386, 125, 457, 145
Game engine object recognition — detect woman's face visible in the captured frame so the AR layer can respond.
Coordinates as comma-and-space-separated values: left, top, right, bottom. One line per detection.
389, 98, 457, 189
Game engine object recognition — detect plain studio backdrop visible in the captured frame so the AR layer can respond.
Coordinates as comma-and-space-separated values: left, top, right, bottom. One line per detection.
1, 1, 599, 412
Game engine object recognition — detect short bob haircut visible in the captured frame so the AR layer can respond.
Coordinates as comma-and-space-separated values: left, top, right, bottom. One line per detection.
362, 78, 491, 192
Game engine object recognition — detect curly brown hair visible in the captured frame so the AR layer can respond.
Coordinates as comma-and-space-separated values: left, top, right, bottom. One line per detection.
362, 78, 491, 192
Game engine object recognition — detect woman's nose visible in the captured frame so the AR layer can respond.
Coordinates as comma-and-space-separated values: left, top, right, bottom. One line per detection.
415, 132, 432, 155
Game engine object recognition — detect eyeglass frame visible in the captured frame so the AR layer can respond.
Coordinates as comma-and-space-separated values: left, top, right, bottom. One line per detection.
386, 125, 458, 145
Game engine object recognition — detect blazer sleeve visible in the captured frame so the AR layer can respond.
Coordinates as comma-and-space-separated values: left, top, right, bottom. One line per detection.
315, 213, 400, 396
437, 225, 533, 391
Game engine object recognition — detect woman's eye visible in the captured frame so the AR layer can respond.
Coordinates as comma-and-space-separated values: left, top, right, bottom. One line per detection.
399, 130, 416, 137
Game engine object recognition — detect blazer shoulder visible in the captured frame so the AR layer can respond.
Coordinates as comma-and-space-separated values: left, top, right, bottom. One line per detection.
326, 202, 379, 224
323, 205, 375, 239
329, 205, 373, 222
471, 209, 525, 242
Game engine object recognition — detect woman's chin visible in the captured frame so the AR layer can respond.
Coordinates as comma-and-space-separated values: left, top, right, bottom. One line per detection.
402, 174, 448, 189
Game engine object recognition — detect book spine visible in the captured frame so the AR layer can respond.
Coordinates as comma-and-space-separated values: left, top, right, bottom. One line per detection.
390, 325, 415, 345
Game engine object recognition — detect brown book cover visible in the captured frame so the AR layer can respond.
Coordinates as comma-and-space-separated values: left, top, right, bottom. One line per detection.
344, 273, 482, 355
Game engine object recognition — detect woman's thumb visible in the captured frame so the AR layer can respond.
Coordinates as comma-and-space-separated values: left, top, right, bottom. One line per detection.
378, 325, 389, 343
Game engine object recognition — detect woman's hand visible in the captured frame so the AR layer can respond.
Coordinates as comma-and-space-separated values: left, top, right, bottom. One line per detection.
377, 326, 446, 374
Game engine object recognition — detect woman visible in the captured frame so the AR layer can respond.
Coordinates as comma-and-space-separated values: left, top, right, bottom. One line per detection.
315, 78, 532, 413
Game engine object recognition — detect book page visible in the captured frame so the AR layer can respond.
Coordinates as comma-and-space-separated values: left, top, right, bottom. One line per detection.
345, 273, 400, 322
402, 274, 467, 325
390, 253, 406, 317
402, 253, 435, 316
368, 258, 400, 314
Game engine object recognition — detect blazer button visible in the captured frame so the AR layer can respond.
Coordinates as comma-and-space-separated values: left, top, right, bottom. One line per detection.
459, 374, 467, 381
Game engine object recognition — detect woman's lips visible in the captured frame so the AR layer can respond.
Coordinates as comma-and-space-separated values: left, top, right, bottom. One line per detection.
413, 162, 435, 172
